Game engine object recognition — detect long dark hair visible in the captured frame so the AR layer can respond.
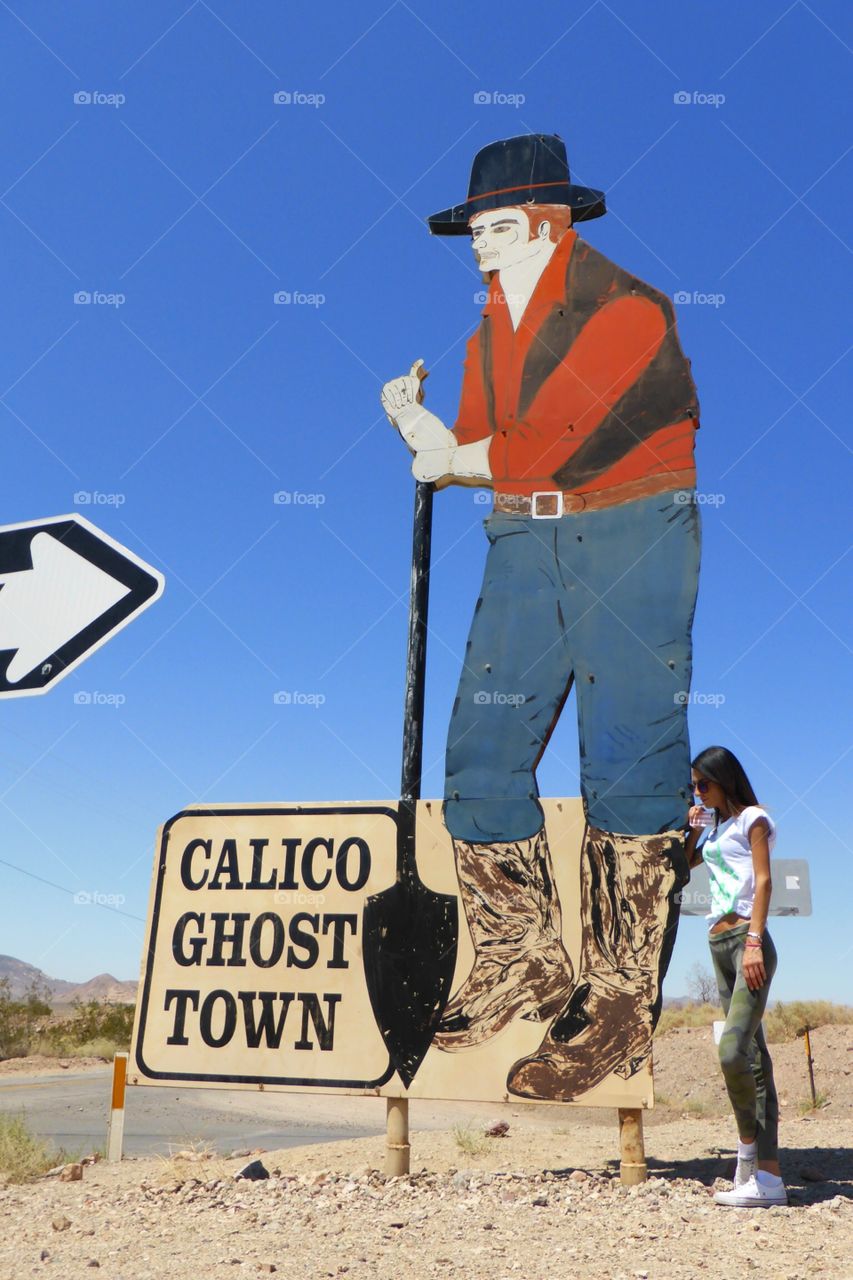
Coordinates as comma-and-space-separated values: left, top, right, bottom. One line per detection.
691, 745, 759, 817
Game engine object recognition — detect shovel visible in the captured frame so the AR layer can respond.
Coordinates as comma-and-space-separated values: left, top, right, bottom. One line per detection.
362, 370, 459, 1088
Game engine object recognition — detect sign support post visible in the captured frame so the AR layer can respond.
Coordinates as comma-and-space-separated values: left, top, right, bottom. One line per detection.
107, 1051, 129, 1162
385, 1097, 410, 1177
618, 1107, 646, 1185
803, 1026, 817, 1109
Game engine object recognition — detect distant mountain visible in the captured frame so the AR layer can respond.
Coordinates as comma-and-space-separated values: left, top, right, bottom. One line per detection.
0, 955, 136, 1004
63, 973, 138, 1004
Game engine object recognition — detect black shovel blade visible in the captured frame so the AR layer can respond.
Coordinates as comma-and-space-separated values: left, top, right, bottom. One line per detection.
362, 873, 458, 1088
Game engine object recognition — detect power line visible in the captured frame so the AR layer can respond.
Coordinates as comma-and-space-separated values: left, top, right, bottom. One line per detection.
0, 856, 145, 923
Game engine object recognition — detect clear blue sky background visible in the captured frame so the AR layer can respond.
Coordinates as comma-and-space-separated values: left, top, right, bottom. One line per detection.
1, 1, 850, 1004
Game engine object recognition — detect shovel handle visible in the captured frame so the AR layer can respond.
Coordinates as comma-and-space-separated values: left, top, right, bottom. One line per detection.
400, 480, 433, 804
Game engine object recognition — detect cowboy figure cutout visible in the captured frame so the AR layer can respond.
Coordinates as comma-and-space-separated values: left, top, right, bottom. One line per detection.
381, 134, 700, 1100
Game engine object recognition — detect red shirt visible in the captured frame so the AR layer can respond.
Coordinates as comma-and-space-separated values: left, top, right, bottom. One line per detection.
453, 230, 698, 497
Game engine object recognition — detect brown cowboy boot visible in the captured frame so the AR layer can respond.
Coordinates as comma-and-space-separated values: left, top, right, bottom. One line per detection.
434, 830, 575, 1051
506, 825, 687, 1100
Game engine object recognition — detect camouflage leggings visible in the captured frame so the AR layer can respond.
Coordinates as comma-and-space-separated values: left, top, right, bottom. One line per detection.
709, 923, 779, 1161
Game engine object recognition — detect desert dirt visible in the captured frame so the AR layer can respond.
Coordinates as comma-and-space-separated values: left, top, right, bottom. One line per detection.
0, 1025, 850, 1280
0, 1057, 113, 1077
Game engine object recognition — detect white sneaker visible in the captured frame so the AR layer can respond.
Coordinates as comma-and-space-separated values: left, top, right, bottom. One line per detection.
735, 1153, 757, 1187
715, 1174, 788, 1208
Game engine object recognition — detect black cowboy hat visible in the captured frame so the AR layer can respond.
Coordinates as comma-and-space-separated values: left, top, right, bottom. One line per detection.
427, 133, 605, 236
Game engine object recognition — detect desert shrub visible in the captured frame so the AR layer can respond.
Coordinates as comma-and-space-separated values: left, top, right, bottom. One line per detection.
0, 1114, 56, 1183
451, 1124, 489, 1158
0, 979, 52, 1060
796, 1091, 829, 1115
0, 987, 136, 1061
656, 998, 853, 1042
764, 1001, 853, 1043
686, 962, 718, 1004
155, 1141, 228, 1187
31, 1036, 126, 1061
40, 1000, 135, 1056
655, 1002, 721, 1036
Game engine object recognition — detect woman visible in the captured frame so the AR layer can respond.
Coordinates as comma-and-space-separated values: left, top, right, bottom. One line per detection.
685, 745, 786, 1208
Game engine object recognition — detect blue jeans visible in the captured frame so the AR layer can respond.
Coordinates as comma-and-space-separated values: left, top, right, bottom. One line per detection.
444, 490, 701, 842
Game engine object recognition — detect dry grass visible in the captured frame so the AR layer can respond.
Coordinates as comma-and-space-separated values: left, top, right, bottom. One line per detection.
30, 1035, 125, 1061
656, 1000, 853, 1043
451, 1124, 490, 1159
0, 1115, 61, 1184
653, 1092, 718, 1117
763, 1002, 853, 1043
154, 1139, 230, 1187
656, 1003, 720, 1036
797, 1091, 830, 1116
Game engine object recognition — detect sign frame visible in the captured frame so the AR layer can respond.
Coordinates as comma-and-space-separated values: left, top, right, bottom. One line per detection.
0, 513, 164, 698
132, 803, 400, 1091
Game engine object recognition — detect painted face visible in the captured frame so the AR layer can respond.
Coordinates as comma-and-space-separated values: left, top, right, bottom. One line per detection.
468, 207, 549, 272
691, 772, 726, 812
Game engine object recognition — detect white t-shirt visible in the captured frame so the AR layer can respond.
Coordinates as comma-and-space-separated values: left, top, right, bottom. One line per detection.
701, 805, 776, 926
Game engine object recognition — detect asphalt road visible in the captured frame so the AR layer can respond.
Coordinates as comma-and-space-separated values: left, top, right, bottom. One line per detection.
0, 1070, 386, 1157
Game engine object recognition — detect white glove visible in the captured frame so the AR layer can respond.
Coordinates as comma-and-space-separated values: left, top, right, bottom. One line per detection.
381, 359, 427, 425
412, 438, 492, 484
412, 448, 453, 483
395, 404, 454, 453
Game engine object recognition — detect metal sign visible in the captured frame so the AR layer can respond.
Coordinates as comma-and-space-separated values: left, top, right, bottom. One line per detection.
0, 514, 164, 697
130, 798, 655, 1109
678, 859, 812, 917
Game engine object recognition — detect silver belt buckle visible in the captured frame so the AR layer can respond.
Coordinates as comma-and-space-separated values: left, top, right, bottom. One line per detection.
531, 491, 563, 519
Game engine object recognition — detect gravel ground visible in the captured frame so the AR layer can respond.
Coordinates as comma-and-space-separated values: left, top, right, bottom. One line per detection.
1, 1024, 850, 1279
0, 1112, 850, 1280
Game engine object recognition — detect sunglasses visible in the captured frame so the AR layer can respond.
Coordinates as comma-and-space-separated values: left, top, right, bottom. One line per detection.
693, 779, 712, 794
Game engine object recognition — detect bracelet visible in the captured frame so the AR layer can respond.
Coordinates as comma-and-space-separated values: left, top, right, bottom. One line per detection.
744, 941, 763, 949
746, 931, 763, 941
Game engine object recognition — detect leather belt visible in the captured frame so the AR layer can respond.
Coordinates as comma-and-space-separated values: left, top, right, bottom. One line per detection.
493, 470, 696, 517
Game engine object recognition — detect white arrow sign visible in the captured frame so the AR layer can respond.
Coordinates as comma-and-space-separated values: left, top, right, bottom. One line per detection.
0, 515, 164, 697
1, 533, 132, 682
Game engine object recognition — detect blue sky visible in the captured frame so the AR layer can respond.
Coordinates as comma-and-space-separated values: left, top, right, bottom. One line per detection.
0, 0, 850, 1004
